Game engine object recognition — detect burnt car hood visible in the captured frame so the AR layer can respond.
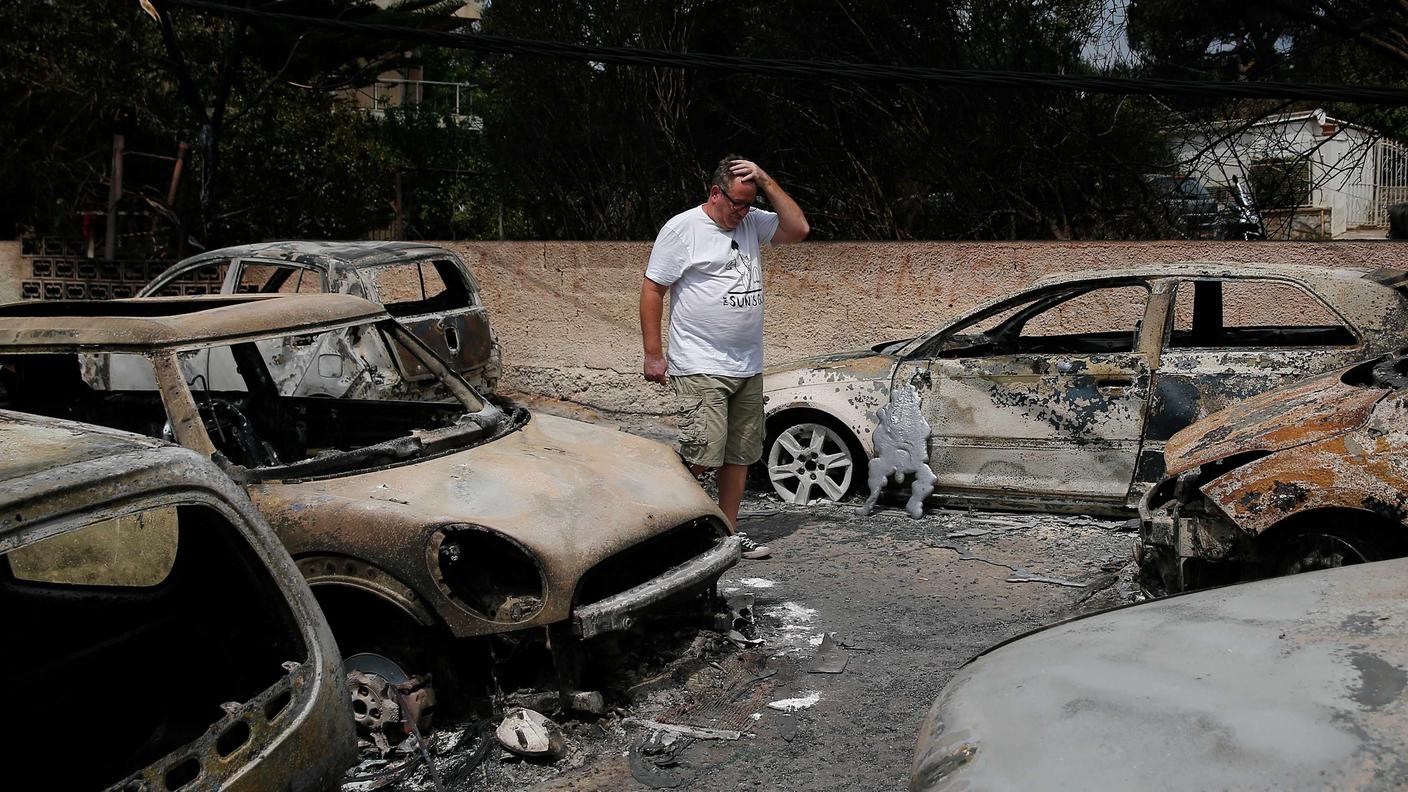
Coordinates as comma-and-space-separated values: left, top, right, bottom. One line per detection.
1164, 365, 1388, 476
251, 413, 723, 566
763, 348, 898, 380
911, 558, 1408, 792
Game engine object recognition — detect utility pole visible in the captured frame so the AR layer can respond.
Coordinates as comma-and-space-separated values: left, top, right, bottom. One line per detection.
105, 134, 125, 261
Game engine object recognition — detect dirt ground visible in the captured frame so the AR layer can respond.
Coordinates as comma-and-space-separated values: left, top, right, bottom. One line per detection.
343, 396, 1142, 792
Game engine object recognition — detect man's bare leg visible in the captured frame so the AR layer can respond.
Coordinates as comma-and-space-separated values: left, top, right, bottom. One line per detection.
717, 463, 747, 529
690, 462, 770, 557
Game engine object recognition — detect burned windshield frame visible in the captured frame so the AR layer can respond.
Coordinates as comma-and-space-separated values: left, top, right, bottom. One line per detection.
166, 319, 502, 477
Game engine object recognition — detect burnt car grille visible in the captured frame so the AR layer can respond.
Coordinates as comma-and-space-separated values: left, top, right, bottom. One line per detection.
574, 517, 729, 607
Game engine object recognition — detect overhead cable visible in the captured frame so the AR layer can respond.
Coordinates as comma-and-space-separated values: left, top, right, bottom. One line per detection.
163, 0, 1408, 106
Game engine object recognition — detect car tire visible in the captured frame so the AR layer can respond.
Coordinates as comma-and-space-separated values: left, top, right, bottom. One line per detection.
763, 416, 865, 506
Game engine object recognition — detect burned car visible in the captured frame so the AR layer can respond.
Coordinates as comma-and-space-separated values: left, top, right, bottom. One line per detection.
140, 241, 502, 394
0, 410, 354, 790
763, 263, 1408, 513
911, 558, 1408, 791
0, 294, 740, 704
1139, 347, 1408, 593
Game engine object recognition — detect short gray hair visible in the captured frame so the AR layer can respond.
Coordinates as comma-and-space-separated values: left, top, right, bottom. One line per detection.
709, 154, 746, 193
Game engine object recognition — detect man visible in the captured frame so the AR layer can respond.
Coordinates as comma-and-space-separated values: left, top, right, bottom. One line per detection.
640, 156, 810, 559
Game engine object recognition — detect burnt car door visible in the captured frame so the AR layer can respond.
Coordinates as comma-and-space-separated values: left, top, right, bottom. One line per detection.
1141, 277, 1365, 482
895, 281, 1157, 507
359, 257, 496, 386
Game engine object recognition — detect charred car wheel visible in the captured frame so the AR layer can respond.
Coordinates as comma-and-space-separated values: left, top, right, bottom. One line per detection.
314, 586, 459, 720
765, 419, 861, 505
1268, 526, 1386, 578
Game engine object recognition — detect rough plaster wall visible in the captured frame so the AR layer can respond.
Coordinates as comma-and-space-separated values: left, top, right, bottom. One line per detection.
442, 240, 1408, 417
0, 242, 22, 304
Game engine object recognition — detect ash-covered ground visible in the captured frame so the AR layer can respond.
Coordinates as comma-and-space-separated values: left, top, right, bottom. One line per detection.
343, 397, 1141, 792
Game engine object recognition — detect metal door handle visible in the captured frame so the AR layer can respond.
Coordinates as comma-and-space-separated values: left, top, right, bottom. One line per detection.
1095, 376, 1134, 389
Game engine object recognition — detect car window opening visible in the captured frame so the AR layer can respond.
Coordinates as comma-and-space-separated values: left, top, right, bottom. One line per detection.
1, 503, 308, 789
0, 321, 513, 480
1168, 279, 1356, 349
371, 260, 472, 317
932, 284, 1149, 358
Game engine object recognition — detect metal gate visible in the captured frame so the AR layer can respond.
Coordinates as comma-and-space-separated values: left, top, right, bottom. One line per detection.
1372, 138, 1408, 226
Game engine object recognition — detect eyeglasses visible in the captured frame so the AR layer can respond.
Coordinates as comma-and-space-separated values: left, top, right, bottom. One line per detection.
715, 188, 756, 209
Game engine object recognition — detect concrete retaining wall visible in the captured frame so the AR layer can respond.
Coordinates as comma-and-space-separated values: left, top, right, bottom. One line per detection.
444, 240, 1407, 417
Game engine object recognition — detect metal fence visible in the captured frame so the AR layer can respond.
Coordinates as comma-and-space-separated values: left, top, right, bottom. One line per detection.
1372, 138, 1408, 227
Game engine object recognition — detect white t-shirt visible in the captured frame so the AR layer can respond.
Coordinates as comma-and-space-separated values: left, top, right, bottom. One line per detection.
645, 205, 780, 377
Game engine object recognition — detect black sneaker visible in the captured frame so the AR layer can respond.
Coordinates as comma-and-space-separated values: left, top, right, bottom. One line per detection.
738, 531, 772, 560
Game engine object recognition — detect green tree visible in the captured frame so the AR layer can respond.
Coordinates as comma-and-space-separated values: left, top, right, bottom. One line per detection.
478, 0, 1174, 240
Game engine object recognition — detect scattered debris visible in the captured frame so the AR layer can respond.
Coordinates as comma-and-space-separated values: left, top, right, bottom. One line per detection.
495, 709, 567, 760
738, 577, 779, 588
806, 633, 850, 674
567, 690, 607, 715
629, 731, 697, 788
1005, 575, 1087, 588
767, 692, 821, 712
778, 715, 798, 743
727, 592, 758, 637
623, 718, 744, 741
728, 629, 764, 647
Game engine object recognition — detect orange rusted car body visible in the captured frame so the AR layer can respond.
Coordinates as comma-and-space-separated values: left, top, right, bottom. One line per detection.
1139, 350, 1408, 592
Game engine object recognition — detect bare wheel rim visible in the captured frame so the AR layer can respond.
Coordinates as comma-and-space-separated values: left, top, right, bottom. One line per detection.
767, 422, 855, 505
1274, 532, 1378, 576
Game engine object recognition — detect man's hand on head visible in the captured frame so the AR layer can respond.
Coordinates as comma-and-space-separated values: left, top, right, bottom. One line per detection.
729, 159, 772, 188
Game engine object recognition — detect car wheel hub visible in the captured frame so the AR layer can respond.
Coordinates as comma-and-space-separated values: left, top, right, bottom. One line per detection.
767, 422, 854, 505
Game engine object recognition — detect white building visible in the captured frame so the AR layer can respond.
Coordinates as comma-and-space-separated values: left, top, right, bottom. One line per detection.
1172, 109, 1408, 238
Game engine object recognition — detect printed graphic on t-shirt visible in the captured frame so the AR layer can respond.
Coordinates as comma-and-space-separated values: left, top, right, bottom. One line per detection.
722, 240, 763, 308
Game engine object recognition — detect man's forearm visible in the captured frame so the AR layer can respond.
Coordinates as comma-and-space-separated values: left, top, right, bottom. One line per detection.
640, 279, 665, 355
758, 177, 810, 243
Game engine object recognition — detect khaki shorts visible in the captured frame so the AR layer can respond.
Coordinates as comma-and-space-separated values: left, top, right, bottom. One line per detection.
671, 373, 764, 468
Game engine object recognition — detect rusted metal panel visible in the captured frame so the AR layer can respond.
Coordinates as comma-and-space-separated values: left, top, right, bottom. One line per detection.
1164, 367, 1387, 475
255, 412, 730, 639
921, 353, 1151, 500
1140, 353, 1408, 591
912, 559, 1408, 791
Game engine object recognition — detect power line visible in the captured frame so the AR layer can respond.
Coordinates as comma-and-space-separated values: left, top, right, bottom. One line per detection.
164, 0, 1408, 106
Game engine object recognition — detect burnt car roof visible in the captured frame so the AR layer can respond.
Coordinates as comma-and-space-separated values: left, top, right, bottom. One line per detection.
911, 558, 1408, 791
0, 410, 170, 503
0, 293, 386, 351
174, 240, 459, 271
1026, 260, 1392, 290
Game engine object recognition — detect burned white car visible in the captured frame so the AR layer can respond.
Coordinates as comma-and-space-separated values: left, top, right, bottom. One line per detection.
911, 558, 1408, 791
763, 263, 1408, 514
0, 294, 740, 706
141, 241, 502, 394
1, 411, 355, 790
